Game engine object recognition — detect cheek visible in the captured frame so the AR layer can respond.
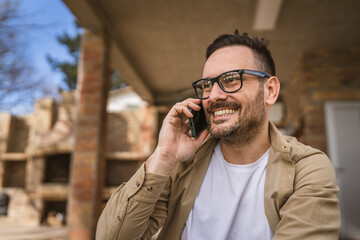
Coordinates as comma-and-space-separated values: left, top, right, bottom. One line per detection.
236, 97, 255, 115
202, 100, 211, 113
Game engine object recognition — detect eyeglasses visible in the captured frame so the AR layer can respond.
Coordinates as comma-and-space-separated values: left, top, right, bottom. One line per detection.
192, 69, 271, 99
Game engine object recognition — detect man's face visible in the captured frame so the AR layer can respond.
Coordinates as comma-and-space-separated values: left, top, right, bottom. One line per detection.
202, 46, 267, 144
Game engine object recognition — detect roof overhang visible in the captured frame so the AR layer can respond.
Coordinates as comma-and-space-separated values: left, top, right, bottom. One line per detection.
63, 0, 360, 106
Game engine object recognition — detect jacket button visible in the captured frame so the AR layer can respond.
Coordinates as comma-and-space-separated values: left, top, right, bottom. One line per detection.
136, 181, 140, 187
147, 186, 153, 191
117, 216, 121, 221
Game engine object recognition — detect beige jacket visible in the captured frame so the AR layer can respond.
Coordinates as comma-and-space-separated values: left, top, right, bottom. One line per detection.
96, 122, 340, 239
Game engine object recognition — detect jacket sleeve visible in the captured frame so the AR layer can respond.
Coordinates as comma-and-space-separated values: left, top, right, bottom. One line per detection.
96, 163, 171, 240
273, 153, 341, 240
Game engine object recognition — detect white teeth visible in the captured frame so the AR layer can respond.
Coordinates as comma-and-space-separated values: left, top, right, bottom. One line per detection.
214, 109, 236, 117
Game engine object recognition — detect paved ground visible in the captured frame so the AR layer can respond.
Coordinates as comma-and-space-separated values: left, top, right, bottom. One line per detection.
0, 225, 67, 240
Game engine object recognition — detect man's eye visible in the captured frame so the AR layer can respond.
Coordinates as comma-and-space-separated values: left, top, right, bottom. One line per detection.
222, 76, 240, 84
225, 77, 237, 83
202, 80, 212, 89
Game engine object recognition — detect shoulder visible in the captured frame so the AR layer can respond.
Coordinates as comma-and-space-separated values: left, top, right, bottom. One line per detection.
284, 136, 337, 188
285, 135, 326, 163
269, 121, 330, 165
269, 122, 336, 185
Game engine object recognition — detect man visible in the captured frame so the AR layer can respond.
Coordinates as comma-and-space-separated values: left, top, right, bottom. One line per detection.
96, 31, 340, 240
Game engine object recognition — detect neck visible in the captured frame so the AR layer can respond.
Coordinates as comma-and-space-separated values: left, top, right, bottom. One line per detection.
220, 122, 270, 165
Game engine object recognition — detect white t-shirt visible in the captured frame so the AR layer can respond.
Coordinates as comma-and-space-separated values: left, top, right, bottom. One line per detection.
181, 143, 273, 240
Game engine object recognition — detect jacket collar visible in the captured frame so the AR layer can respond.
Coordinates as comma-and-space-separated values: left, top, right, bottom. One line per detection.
269, 122, 291, 155
193, 121, 291, 163
168, 122, 294, 237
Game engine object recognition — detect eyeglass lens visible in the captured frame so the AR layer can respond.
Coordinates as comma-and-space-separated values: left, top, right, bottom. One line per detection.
195, 71, 242, 99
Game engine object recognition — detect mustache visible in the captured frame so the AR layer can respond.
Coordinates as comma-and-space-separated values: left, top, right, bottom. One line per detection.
206, 101, 242, 113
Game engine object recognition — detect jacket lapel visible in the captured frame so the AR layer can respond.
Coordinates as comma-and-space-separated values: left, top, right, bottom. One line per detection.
264, 122, 295, 232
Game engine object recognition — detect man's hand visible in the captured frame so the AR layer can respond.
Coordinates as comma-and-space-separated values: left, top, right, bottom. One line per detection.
146, 98, 209, 175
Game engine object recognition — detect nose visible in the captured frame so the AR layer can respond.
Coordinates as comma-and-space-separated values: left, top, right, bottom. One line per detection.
208, 82, 227, 102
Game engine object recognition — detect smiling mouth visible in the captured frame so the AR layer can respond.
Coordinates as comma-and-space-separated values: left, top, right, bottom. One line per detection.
213, 108, 237, 117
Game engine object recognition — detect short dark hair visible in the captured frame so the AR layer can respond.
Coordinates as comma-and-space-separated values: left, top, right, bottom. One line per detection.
206, 30, 276, 76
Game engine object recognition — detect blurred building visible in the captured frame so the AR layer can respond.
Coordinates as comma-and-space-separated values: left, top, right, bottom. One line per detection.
0, 87, 158, 226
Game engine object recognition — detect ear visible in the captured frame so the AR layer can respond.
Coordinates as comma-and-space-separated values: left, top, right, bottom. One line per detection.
264, 76, 280, 106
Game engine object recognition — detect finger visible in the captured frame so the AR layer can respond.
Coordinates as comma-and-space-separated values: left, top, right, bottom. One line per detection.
183, 119, 190, 129
173, 105, 194, 118
168, 98, 201, 118
175, 98, 201, 109
193, 129, 209, 145
188, 102, 201, 112
184, 98, 201, 104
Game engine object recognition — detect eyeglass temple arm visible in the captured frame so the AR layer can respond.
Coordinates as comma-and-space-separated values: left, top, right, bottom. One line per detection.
243, 69, 271, 78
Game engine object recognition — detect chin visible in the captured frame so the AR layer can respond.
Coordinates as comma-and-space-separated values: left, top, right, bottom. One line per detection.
208, 123, 236, 138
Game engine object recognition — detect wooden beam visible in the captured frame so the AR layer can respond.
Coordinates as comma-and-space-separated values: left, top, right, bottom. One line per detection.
63, 0, 154, 104
111, 42, 154, 104
253, 0, 284, 31
62, 0, 102, 31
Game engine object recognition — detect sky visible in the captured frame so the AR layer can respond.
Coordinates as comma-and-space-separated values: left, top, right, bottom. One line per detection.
1, 0, 140, 115
0, 0, 78, 114
18, 0, 77, 94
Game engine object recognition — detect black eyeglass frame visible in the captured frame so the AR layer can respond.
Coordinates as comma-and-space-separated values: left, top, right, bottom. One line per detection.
192, 69, 271, 99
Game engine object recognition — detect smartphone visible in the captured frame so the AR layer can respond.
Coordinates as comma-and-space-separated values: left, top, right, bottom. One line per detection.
189, 103, 208, 138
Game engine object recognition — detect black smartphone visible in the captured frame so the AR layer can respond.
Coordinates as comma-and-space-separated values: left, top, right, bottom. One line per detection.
189, 103, 208, 138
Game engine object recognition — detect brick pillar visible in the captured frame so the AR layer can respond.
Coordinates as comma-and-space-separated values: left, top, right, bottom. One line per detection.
68, 29, 110, 240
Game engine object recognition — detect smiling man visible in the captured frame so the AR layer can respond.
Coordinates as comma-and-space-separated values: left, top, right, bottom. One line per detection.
96, 31, 340, 240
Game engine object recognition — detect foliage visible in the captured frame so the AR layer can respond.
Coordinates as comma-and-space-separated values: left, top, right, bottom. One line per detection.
110, 70, 126, 90
47, 21, 126, 90
47, 21, 82, 90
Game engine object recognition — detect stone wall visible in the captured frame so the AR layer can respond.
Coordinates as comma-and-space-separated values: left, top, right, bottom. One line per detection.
2, 161, 26, 188
106, 113, 131, 152
0, 188, 40, 226
105, 160, 140, 187
28, 99, 57, 149
0, 88, 158, 228
0, 113, 12, 153
106, 106, 157, 154
285, 47, 360, 153
8, 116, 32, 153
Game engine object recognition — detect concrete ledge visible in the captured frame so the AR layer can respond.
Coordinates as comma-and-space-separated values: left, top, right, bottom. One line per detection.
0, 153, 27, 161
34, 184, 69, 201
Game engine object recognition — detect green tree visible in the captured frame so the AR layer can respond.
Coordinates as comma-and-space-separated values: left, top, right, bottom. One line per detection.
47, 21, 81, 90
110, 70, 126, 90
47, 21, 125, 90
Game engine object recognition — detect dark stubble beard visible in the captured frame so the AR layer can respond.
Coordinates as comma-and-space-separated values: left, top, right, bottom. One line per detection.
208, 85, 266, 146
